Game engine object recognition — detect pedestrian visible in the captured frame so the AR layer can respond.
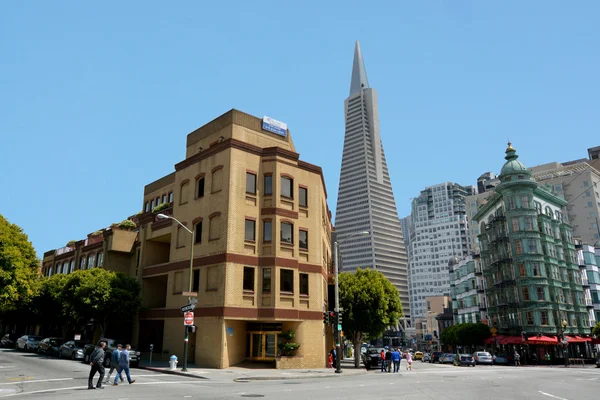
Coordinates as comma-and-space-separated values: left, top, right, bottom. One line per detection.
329, 347, 337, 369
386, 348, 393, 372
391, 348, 401, 373
531, 352, 538, 367
113, 344, 136, 386
405, 351, 413, 371
546, 353, 551, 367
105, 344, 124, 384
88, 341, 107, 390
514, 350, 521, 367
380, 348, 387, 372
327, 352, 333, 368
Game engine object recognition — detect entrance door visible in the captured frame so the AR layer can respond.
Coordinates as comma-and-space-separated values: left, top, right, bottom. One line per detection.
248, 331, 279, 360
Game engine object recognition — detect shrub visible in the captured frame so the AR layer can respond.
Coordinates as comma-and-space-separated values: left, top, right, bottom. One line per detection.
90, 230, 103, 237
152, 202, 172, 214
116, 220, 137, 230
66, 240, 77, 247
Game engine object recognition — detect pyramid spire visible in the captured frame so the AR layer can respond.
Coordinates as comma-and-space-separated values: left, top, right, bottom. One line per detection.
350, 40, 369, 96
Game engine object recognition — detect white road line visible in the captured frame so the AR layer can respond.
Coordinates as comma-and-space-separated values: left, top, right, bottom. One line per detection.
0, 378, 73, 386
538, 391, 569, 400
1, 385, 85, 397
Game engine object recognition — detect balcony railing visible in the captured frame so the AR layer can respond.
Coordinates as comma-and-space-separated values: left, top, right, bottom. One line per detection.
55, 246, 75, 256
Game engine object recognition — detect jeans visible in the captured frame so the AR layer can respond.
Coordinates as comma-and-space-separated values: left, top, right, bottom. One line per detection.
115, 365, 132, 384
105, 364, 124, 383
393, 360, 400, 372
88, 364, 105, 388
380, 360, 386, 371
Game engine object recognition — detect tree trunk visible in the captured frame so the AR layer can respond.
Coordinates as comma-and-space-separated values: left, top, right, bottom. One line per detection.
99, 316, 108, 338
353, 338, 363, 368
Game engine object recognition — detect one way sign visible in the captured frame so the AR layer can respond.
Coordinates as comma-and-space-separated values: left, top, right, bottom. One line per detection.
180, 303, 195, 313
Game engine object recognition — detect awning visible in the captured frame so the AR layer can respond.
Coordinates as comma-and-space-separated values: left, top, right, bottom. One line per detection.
483, 336, 495, 344
591, 338, 600, 345
499, 336, 523, 345
526, 335, 558, 345
565, 336, 591, 343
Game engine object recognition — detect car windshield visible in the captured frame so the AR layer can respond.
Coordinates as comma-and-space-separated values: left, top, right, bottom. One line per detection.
28, 336, 42, 341
367, 349, 379, 354
48, 339, 61, 346
477, 352, 490, 356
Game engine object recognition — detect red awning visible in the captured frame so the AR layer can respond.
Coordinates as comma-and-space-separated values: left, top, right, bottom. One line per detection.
591, 338, 600, 345
483, 336, 495, 344
565, 336, 591, 343
499, 336, 523, 345
526, 335, 558, 345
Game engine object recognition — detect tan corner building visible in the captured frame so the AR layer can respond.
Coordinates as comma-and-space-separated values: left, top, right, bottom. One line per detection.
133, 109, 332, 369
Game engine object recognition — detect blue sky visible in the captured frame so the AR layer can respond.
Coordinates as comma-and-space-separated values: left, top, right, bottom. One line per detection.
1, 1, 599, 257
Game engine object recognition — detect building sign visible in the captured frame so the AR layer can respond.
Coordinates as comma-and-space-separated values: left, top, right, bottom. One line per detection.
262, 116, 287, 137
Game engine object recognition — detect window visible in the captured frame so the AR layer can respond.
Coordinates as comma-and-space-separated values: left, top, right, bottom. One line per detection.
69, 259, 75, 273
245, 219, 256, 241
507, 197, 516, 210
168, 191, 173, 203
177, 226, 187, 247
541, 311, 549, 325
62, 262, 68, 274
262, 268, 271, 293
521, 195, 530, 209
535, 201, 542, 214
264, 175, 272, 195
299, 187, 308, 207
48, 266, 53, 276
528, 240, 537, 254
97, 253, 103, 267
518, 263, 526, 277
511, 218, 519, 232
525, 217, 534, 231
281, 176, 293, 198
180, 181, 190, 205
532, 263, 540, 276
522, 287, 530, 301
209, 214, 221, 240
194, 221, 202, 244
193, 270, 200, 292
150, 199, 155, 210
280, 269, 294, 293
206, 266, 218, 291
515, 240, 523, 255
156, 197, 160, 205
299, 230, 308, 250
173, 271, 183, 293
246, 172, 256, 194
88, 254, 95, 269
80, 257, 86, 270
243, 267, 255, 291
537, 287, 545, 301
526, 312, 534, 325
300, 273, 309, 296
211, 167, 223, 193
196, 177, 205, 198
162, 194, 166, 204
263, 220, 272, 242
144, 202, 149, 212
280, 222, 293, 244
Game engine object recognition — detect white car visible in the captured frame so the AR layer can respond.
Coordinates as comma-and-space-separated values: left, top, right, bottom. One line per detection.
473, 351, 493, 365
16, 335, 42, 352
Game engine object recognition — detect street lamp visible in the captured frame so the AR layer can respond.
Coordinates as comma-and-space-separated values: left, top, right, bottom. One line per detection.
333, 230, 370, 373
558, 319, 568, 368
156, 213, 195, 372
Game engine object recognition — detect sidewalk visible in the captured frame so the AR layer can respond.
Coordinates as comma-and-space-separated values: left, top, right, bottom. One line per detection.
139, 357, 367, 381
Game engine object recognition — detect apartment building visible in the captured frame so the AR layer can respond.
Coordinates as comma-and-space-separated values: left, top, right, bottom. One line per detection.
132, 109, 332, 369
449, 255, 487, 324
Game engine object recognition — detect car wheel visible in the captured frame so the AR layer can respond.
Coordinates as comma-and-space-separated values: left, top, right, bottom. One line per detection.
71, 352, 76, 360
24, 345, 28, 352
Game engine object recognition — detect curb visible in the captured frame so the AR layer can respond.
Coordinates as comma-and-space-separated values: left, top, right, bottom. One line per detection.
233, 370, 368, 382
140, 366, 209, 380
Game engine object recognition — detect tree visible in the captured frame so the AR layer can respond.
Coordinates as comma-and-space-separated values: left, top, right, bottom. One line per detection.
593, 322, 600, 337
0, 214, 40, 314
32, 274, 71, 336
338, 268, 403, 368
441, 323, 491, 351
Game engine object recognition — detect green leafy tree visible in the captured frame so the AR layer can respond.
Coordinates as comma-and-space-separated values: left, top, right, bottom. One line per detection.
0, 214, 40, 314
441, 323, 490, 352
32, 274, 71, 336
592, 322, 600, 337
440, 324, 457, 346
338, 268, 403, 367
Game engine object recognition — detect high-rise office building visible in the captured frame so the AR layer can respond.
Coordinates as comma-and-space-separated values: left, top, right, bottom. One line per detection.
406, 182, 476, 323
334, 41, 409, 320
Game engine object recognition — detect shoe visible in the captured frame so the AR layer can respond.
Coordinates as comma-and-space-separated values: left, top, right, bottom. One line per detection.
96, 386, 104, 389
129, 380, 135, 384
88, 387, 96, 390
112, 383, 118, 386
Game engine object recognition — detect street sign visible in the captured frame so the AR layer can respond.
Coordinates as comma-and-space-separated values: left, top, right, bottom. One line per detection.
184, 311, 194, 326
182, 291, 198, 297
181, 303, 195, 313
337, 324, 342, 331
490, 327, 498, 334
190, 298, 198, 304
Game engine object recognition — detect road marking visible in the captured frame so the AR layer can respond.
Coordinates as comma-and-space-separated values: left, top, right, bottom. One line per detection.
538, 391, 569, 400
1, 386, 85, 397
0, 378, 73, 386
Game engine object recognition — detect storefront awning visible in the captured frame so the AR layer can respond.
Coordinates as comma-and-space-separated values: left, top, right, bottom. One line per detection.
591, 338, 600, 345
526, 335, 558, 345
565, 336, 591, 343
499, 336, 523, 345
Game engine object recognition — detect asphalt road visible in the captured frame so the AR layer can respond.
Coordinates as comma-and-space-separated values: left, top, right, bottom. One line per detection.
1, 349, 599, 399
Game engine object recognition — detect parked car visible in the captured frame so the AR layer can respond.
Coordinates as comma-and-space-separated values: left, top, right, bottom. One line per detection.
454, 354, 476, 367
473, 351, 493, 365
493, 354, 509, 365
0, 333, 20, 348
84, 338, 140, 368
414, 351, 424, 360
422, 353, 431, 362
58, 340, 88, 360
361, 347, 384, 370
440, 353, 456, 364
16, 335, 42, 352
37, 337, 67, 356
595, 352, 600, 368
430, 351, 444, 363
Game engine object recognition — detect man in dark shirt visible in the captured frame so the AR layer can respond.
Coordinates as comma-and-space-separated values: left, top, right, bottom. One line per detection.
88, 341, 107, 390
385, 349, 393, 372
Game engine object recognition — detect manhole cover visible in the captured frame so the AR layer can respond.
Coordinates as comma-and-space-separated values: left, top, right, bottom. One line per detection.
241, 395, 264, 398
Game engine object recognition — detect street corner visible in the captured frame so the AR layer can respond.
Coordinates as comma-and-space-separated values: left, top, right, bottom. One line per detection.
139, 366, 209, 380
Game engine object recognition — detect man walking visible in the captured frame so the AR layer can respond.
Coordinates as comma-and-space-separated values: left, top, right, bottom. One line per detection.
113, 344, 135, 386
88, 341, 106, 390
105, 344, 124, 384
380, 348, 387, 372
391, 348, 401, 373
385, 348, 393, 372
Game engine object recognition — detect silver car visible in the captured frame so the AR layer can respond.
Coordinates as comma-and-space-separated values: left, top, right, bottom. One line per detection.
58, 340, 88, 360
473, 351, 493, 365
16, 335, 42, 352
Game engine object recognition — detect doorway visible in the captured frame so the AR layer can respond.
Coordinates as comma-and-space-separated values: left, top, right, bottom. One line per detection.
247, 331, 280, 361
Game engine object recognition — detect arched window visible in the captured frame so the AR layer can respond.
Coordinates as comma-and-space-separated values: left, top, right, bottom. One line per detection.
180, 180, 190, 205
97, 252, 104, 267
177, 224, 188, 248
545, 206, 553, 217
88, 254, 95, 269
211, 166, 223, 193
209, 212, 221, 240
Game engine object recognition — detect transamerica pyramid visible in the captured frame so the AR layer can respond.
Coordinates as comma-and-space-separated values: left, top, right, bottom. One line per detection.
334, 41, 410, 323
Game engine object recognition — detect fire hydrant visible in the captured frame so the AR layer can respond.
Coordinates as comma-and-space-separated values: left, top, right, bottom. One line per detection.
169, 355, 178, 370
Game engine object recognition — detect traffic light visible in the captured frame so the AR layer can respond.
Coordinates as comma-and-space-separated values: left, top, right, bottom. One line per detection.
323, 312, 330, 325
329, 311, 336, 325
338, 312, 343, 326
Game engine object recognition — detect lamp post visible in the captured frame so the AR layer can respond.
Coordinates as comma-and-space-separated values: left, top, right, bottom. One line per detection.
558, 319, 568, 368
157, 213, 195, 372
333, 230, 370, 373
